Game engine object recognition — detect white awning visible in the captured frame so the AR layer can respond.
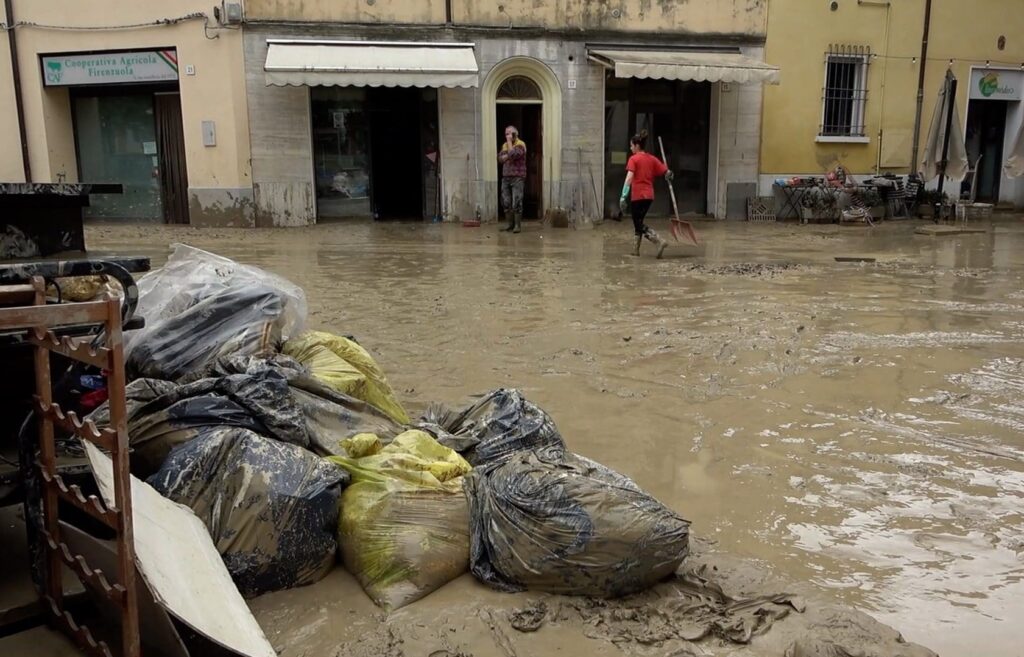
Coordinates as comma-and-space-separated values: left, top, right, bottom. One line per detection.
264, 40, 479, 88
588, 49, 780, 85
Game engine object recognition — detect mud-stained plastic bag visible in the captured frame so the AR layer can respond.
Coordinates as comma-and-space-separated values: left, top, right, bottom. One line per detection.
420, 389, 565, 465
89, 366, 312, 477
127, 286, 286, 382
210, 354, 403, 456
284, 331, 409, 425
327, 430, 471, 610
148, 427, 346, 597
129, 244, 307, 350
464, 445, 690, 597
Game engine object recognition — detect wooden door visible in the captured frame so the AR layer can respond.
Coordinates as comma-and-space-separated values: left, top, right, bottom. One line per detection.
154, 93, 190, 224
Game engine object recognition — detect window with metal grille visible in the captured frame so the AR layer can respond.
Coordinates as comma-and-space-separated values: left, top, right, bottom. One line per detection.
820, 45, 870, 138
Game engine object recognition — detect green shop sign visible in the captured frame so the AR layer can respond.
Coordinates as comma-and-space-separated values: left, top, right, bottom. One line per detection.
969, 69, 1023, 101
41, 49, 179, 87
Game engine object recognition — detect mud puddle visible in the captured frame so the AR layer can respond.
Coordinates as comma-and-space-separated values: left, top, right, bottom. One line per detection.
88, 218, 1024, 656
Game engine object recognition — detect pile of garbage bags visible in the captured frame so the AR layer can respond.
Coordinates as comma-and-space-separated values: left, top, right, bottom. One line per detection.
91, 244, 689, 608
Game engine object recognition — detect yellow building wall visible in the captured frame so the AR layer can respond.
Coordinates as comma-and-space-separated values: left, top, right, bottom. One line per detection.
246, 0, 445, 23
452, 0, 766, 35
1, 0, 251, 190
0, 3, 24, 181
761, 0, 1024, 176
246, 0, 767, 35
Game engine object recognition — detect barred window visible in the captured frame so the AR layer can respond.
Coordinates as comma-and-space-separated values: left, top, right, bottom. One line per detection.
820, 45, 870, 138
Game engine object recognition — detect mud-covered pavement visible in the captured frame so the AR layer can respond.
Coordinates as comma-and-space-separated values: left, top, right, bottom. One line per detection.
90, 218, 1024, 657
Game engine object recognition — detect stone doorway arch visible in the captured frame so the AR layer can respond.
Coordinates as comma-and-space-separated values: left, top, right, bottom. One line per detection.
482, 57, 562, 218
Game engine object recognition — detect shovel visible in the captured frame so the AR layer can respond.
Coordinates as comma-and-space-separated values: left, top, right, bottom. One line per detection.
658, 136, 699, 246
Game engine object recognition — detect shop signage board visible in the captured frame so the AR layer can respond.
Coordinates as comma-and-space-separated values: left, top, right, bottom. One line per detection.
970, 69, 1024, 101
41, 49, 179, 87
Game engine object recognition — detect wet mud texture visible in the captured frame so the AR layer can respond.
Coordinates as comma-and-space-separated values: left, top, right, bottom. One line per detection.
89, 218, 1024, 656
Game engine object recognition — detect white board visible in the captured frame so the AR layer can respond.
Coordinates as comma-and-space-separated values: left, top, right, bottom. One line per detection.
84, 442, 276, 657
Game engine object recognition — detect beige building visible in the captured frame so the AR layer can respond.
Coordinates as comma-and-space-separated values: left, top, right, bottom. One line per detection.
1, 1, 252, 225
2, 1, 780, 226
242, 0, 778, 225
761, 0, 1024, 208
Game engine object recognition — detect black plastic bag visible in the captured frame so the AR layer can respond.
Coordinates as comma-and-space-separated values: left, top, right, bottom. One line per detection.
126, 285, 286, 382
89, 365, 311, 476
464, 445, 690, 597
148, 427, 346, 597
420, 389, 565, 465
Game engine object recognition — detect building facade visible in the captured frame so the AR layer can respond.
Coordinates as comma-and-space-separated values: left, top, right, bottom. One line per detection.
761, 0, 1024, 208
0, 1, 253, 225
2, 1, 778, 227
243, 0, 777, 226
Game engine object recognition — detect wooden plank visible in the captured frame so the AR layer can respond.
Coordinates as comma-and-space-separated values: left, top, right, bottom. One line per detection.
0, 300, 108, 331
0, 284, 36, 305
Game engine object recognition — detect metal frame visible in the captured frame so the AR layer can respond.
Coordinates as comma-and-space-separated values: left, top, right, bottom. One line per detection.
0, 278, 139, 657
819, 45, 871, 138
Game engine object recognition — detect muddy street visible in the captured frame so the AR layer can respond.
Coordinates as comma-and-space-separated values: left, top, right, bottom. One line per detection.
90, 218, 1024, 657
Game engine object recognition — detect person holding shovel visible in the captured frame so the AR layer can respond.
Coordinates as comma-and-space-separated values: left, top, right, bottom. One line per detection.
619, 131, 673, 258
498, 125, 527, 233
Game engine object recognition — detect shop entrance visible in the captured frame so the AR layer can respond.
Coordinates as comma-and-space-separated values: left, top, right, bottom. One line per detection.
965, 99, 1009, 203
72, 85, 190, 223
496, 103, 543, 220
603, 78, 711, 219
311, 87, 439, 221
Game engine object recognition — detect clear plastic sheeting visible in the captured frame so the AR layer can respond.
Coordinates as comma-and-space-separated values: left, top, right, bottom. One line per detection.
284, 331, 410, 425
127, 244, 307, 355
464, 445, 690, 597
148, 427, 347, 598
126, 285, 288, 382
327, 430, 471, 610
420, 389, 566, 465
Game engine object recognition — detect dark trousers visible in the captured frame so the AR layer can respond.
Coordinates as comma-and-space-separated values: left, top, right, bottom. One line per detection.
501, 176, 525, 216
631, 199, 653, 236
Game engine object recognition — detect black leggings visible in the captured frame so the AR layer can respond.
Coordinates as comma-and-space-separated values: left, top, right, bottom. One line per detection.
630, 199, 653, 236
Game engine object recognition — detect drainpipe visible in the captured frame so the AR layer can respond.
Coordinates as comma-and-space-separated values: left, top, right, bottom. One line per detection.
909, 0, 932, 175
4, 0, 31, 182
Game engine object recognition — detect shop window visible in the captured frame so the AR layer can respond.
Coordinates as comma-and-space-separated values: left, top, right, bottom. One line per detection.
820, 46, 870, 138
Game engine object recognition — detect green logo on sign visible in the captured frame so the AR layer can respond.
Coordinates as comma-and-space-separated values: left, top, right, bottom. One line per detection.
45, 61, 63, 84
980, 72, 999, 97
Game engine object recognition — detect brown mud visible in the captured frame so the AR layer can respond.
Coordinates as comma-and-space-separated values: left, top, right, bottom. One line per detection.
88, 218, 1024, 657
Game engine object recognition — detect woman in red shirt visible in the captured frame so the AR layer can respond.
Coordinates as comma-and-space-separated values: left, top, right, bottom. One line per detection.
620, 132, 674, 258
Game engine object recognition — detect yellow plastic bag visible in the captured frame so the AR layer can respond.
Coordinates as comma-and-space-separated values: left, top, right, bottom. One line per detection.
327, 430, 471, 610
283, 331, 409, 425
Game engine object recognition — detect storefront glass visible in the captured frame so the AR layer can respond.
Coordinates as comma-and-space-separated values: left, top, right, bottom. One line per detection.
311, 88, 372, 218
73, 94, 162, 220
603, 77, 711, 218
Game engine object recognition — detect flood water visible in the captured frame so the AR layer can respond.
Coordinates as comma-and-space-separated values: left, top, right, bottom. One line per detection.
90, 218, 1024, 657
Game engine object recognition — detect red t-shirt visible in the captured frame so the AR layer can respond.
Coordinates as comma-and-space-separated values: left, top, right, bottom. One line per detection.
626, 152, 668, 201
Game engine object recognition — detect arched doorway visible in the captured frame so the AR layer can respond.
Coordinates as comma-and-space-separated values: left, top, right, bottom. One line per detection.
482, 58, 562, 220
496, 76, 543, 218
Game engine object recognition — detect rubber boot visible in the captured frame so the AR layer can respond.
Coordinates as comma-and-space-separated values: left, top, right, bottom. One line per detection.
632, 236, 642, 257
644, 228, 667, 259
513, 212, 522, 233
501, 214, 515, 231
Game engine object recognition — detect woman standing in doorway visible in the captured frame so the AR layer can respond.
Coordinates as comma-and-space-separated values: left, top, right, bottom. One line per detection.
620, 131, 673, 258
